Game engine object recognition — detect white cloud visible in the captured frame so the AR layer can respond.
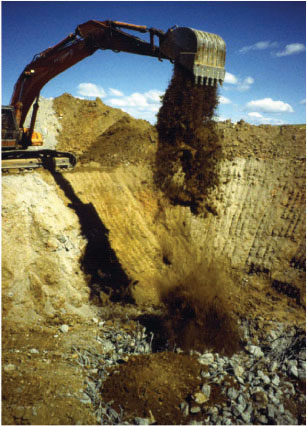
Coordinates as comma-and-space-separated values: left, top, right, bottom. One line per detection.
246, 98, 294, 113
239, 41, 278, 53
238, 76, 254, 92
247, 112, 263, 118
109, 88, 124, 97
224, 72, 254, 91
219, 95, 232, 104
276, 43, 305, 57
224, 72, 238, 84
299, 99, 306, 104
247, 111, 284, 125
106, 89, 164, 123
77, 83, 106, 98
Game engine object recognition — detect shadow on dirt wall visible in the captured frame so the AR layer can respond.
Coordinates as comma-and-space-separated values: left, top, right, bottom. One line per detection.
47, 168, 132, 303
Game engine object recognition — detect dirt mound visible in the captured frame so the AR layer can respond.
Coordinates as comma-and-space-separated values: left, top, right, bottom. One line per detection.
80, 115, 157, 167
219, 120, 306, 160
53, 93, 127, 157
100, 352, 202, 425
53, 93, 157, 168
155, 64, 222, 214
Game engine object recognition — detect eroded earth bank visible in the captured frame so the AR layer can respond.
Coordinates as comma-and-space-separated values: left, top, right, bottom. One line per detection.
2, 94, 306, 425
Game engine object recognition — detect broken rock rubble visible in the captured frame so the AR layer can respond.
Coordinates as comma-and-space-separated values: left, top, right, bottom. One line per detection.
71, 318, 305, 425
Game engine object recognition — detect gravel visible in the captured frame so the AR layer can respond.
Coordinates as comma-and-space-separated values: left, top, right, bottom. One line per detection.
67, 316, 305, 425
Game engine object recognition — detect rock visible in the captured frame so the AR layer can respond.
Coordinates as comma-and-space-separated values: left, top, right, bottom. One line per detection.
59, 324, 69, 333
200, 370, 210, 379
288, 364, 298, 378
232, 404, 245, 417
198, 353, 214, 365
241, 411, 251, 423
212, 374, 224, 384
134, 417, 150, 425
269, 360, 278, 372
196, 392, 209, 406
80, 393, 91, 405
101, 340, 115, 353
30, 348, 39, 354
247, 372, 254, 382
282, 411, 298, 425
190, 406, 201, 414
257, 414, 268, 424
233, 364, 245, 379
252, 389, 268, 406
180, 402, 190, 417
201, 384, 211, 399
283, 381, 295, 395
267, 404, 276, 420
245, 345, 264, 357
257, 370, 270, 384
193, 391, 209, 404
207, 407, 218, 416
269, 330, 278, 341
271, 374, 280, 386
237, 394, 246, 408
227, 387, 239, 400
4, 364, 16, 372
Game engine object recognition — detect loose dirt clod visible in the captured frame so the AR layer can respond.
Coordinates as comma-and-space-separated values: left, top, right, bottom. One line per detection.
155, 64, 222, 214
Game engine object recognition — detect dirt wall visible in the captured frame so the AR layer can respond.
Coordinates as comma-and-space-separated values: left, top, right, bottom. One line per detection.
3, 95, 305, 323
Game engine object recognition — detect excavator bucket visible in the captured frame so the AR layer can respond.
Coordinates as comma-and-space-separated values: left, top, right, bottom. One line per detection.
160, 27, 226, 86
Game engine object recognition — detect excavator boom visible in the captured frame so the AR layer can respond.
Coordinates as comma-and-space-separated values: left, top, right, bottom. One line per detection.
3, 19, 226, 172
11, 20, 226, 127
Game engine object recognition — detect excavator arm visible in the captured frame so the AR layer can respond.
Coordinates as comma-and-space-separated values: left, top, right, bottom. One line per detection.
3, 19, 226, 172
11, 20, 226, 128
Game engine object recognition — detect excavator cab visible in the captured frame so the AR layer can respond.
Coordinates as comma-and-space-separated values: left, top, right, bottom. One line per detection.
2, 106, 20, 149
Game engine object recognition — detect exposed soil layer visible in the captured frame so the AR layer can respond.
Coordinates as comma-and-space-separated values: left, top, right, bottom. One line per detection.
2, 92, 306, 425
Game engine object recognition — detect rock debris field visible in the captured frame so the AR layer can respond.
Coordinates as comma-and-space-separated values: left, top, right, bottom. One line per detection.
2, 87, 306, 425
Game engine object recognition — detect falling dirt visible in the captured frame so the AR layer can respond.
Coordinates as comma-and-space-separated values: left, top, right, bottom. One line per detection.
155, 64, 222, 214
159, 262, 241, 356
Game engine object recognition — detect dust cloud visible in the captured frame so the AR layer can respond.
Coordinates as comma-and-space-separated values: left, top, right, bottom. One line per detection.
158, 261, 241, 356
154, 65, 239, 355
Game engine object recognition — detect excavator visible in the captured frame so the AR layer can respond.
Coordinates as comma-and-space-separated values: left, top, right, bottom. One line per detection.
2, 19, 226, 171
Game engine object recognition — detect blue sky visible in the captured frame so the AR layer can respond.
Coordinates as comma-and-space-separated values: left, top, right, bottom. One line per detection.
2, 1, 306, 124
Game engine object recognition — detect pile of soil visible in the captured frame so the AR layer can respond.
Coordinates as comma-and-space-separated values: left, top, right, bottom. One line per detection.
100, 352, 202, 425
53, 94, 126, 157
155, 64, 222, 213
80, 115, 157, 167
54, 94, 157, 168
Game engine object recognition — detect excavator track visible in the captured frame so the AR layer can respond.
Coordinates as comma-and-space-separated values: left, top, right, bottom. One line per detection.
2, 149, 77, 172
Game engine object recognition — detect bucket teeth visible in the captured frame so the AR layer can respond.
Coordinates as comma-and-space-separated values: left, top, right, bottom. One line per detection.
160, 27, 226, 86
